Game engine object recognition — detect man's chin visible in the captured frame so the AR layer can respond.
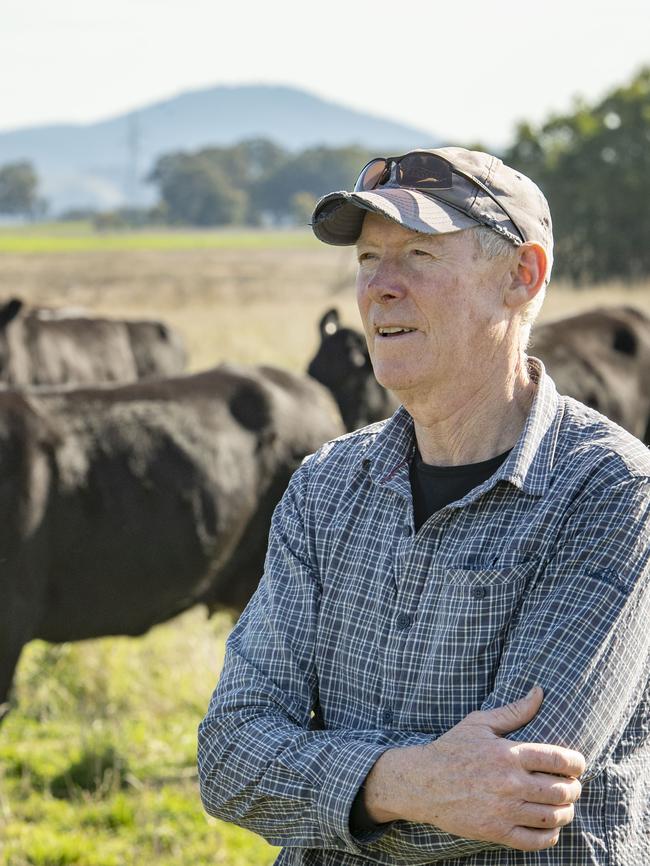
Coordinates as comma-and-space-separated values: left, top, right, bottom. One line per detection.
372, 357, 410, 385
375, 373, 417, 399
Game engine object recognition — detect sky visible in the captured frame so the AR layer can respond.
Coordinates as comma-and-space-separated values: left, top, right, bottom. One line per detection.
3, 0, 650, 148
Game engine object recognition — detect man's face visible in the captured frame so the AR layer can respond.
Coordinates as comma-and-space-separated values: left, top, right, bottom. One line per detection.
355, 213, 513, 404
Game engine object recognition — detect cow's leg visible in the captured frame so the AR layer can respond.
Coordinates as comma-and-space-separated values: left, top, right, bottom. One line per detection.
0, 549, 47, 722
0, 642, 25, 722
0, 609, 33, 722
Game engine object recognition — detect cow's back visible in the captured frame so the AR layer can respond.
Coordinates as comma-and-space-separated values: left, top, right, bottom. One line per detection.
125, 320, 187, 379
0, 302, 187, 386
22, 315, 138, 385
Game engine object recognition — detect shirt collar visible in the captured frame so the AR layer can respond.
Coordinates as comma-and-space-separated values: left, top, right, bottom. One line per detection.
359, 357, 561, 500
492, 357, 562, 497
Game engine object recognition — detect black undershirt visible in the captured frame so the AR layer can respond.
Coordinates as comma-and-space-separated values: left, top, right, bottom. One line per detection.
349, 445, 511, 834
410, 447, 512, 531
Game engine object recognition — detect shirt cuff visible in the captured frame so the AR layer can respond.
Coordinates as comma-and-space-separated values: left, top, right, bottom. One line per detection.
349, 784, 392, 843
316, 740, 394, 854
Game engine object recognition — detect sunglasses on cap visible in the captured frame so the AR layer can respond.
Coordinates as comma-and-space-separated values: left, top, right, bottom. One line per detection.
354, 151, 525, 245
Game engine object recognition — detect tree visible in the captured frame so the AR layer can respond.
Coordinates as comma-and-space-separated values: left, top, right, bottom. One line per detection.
148, 139, 289, 226
290, 192, 318, 226
148, 152, 247, 226
504, 67, 650, 281
0, 161, 39, 217
256, 145, 374, 221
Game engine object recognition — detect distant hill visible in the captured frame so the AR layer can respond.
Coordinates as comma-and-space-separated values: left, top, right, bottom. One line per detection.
0, 84, 438, 214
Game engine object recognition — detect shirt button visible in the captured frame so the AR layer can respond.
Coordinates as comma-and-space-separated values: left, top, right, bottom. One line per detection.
472, 586, 487, 599
395, 612, 413, 630
401, 524, 412, 537
361, 458, 371, 470
382, 709, 393, 726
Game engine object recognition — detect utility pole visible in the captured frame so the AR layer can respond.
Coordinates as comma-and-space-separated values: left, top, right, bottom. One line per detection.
126, 112, 141, 207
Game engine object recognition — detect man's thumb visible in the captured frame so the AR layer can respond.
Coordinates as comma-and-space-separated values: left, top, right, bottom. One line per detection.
483, 685, 544, 735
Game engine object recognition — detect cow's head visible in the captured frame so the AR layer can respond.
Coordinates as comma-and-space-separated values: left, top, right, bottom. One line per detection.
0, 299, 23, 329
308, 308, 370, 389
0, 299, 24, 380
307, 308, 391, 431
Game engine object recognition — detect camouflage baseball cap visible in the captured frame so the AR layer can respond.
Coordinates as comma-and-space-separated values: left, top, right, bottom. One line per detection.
310, 146, 553, 259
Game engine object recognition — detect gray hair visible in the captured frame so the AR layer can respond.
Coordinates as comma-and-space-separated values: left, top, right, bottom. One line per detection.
471, 226, 550, 349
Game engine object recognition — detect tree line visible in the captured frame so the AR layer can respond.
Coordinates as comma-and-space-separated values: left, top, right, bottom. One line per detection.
2, 66, 650, 281
503, 66, 650, 282
146, 140, 374, 228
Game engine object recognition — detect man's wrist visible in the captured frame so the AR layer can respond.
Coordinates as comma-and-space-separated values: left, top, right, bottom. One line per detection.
363, 744, 428, 824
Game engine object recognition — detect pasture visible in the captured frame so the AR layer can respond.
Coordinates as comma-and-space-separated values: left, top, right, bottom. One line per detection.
0, 224, 321, 255
0, 227, 649, 865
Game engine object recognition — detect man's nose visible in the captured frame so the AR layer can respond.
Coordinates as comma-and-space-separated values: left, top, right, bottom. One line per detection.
364, 261, 408, 304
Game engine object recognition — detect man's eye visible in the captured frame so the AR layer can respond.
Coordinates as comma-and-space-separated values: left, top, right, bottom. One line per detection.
358, 252, 377, 263
412, 249, 431, 257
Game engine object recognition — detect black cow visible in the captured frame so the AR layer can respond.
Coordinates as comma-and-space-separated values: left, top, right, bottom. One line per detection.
308, 309, 399, 431
0, 298, 187, 385
308, 305, 650, 444
0, 364, 343, 718
530, 306, 650, 444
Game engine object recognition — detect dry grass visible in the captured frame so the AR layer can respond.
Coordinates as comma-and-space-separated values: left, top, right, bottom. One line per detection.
0, 245, 359, 372
537, 278, 650, 322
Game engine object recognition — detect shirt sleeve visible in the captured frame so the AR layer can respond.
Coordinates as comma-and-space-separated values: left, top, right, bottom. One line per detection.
349, 475, 650, 864
198, 457, 426, 856
481, 475, 650, 777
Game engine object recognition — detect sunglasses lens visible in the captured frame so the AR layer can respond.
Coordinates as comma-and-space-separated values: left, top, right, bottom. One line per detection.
350, 152, 524, 244
354, 159, 388, 192
396, 153, 453, 190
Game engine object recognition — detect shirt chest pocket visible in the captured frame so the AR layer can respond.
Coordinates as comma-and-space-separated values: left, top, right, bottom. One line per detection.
412, 560, 540, 721
433, 560, 537, 634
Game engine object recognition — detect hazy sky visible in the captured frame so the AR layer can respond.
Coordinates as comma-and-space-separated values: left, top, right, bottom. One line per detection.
3, 0, 649, 147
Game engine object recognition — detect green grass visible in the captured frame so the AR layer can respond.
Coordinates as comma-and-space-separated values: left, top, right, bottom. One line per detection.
0, 224, 320, 254
0, 221, 92, 236
0, 610, 279, 866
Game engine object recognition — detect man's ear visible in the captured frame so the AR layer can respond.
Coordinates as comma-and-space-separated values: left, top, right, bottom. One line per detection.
504, 243, 547, 311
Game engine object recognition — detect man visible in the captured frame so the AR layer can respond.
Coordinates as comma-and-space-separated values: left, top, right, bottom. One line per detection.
198, 147, 650, 864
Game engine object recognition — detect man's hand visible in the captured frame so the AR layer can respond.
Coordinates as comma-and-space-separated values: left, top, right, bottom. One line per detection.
363, 686, 585, 852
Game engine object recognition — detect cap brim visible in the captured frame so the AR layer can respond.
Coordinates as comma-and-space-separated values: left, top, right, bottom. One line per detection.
311, 188, 481, 245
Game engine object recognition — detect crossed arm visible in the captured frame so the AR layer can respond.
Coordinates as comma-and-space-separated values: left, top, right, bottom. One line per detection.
361, 686, 583, 851
198, 466, 650, 861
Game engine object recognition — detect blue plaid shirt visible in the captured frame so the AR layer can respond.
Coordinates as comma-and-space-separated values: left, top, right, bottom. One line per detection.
198, 360, 650, 865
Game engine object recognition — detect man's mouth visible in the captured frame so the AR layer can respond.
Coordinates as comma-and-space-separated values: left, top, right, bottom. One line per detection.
377, 326, 416, 338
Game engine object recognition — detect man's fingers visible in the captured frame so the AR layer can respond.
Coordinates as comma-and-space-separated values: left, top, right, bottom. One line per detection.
515, 801, 575, 830
518, 743, 586, 778
477, 685, 544, 736
506, 826, 561, 852
522, 773, 582, 806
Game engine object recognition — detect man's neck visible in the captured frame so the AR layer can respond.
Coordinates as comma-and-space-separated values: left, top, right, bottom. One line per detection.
402, 357, 536, 467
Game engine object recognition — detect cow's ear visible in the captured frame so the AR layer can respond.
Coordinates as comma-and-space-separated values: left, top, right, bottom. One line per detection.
0, 298, 23, 329
319, 308, 340, 339
612, 325, 637, 356
229, 381, 272, 433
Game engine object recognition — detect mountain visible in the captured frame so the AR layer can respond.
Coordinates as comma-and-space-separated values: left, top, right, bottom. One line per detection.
0, 84, 438, 214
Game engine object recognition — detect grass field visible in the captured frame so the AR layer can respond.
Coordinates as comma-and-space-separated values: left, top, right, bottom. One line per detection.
0, 611, 279, 866
0, 223, 322, 255
0, 229, 649, 864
